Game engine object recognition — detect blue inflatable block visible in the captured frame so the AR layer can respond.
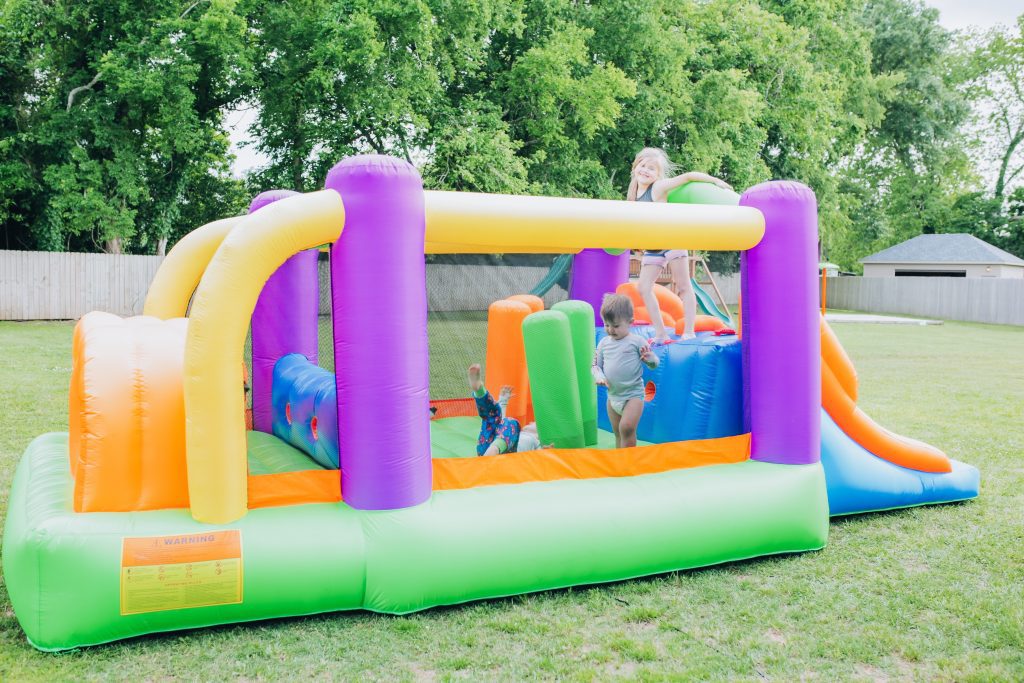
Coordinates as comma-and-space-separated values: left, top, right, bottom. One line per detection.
271, 354, 339, 469
596, 328, 744, 444
820, 410, 979, 516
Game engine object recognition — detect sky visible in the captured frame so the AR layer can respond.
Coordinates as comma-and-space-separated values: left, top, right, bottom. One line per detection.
227, 2, 1023, 177
925, 1, 1021, 32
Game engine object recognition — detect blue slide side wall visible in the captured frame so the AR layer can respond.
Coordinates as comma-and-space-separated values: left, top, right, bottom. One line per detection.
596, 330, 744, 443
819, 410, 979, 515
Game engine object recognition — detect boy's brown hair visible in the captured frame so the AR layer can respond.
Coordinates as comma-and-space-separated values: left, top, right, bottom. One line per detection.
600, 293, 634, 324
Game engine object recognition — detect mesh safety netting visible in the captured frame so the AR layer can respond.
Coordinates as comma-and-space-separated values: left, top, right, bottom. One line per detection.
311, 252, 570, 401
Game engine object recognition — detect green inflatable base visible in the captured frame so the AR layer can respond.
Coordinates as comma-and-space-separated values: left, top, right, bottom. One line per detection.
3, 433, 828, 651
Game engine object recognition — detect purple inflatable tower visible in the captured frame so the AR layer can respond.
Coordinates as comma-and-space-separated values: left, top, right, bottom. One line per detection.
569, 249, 630, 325
325, 156, 432, 510
249, 190, 319, 433
740, 181, 820, 465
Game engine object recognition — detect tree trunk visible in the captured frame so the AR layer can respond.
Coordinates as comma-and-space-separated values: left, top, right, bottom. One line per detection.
994, 126, 1023, 200
104, 237, 123, 254
157, 237, 168, 257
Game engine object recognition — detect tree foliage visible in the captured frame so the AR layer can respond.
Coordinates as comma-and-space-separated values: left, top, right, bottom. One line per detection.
2, 0, 1022, 264
831, 0, 974, 267
962, 17, 1024, 200
1, 0, 251, 253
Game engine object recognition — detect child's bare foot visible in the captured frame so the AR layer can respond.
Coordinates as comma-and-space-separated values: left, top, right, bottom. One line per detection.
652, 335, 671, 346
498, 385, 514, 404
468, 363, 483, 392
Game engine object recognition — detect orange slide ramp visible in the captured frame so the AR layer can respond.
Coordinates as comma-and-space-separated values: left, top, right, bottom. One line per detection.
819, 316, 951, 473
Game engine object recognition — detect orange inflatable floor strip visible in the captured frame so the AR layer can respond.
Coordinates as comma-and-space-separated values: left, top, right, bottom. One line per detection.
432, 433, 750, 491
821, 358, 951, 473
248, 470, 342, 509
244, 435, 751, 509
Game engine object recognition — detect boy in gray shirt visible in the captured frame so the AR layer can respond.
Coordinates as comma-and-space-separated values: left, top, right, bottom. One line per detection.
592, 294, 659, 448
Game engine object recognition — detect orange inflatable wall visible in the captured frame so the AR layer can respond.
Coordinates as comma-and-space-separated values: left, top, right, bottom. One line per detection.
69, 313, 191, 512
616, 282, 685, 321
484, 296, 543, 423
634, 306, 676, 327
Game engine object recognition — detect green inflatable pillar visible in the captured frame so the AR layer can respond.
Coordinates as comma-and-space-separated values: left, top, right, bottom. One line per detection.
551, 300, 597, 446
523, 311, 585, 448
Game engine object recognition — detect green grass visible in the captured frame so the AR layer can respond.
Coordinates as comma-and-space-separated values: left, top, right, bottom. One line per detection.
1, 318, 1023, 680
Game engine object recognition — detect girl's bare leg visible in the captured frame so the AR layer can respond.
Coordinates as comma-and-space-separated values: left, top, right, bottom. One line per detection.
638, 263, 669, 343
669, 256, 697, 338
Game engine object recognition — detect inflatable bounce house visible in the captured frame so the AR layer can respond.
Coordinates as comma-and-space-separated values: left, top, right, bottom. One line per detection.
2, 155, 979, 651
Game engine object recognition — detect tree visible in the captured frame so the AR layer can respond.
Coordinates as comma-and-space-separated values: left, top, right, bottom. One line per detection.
962, 16, 1024, 201
422, 99, 530, 194
245, 0, 525, 194
0, 0, 252, 254
831, 0, 972, 269
1004, 186, 1024, 257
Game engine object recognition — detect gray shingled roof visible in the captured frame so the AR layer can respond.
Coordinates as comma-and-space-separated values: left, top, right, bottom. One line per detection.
860, 234, 1024, 266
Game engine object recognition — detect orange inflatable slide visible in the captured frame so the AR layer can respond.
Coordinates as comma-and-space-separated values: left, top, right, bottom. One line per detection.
819, 315, 951, 473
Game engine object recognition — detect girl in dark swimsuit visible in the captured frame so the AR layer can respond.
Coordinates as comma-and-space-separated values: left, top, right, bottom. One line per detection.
628, 147, 731, 342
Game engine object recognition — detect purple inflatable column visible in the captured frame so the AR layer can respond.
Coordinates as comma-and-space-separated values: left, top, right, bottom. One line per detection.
325, 156, 431, 510
739, 181, 820, 465
250, 190, 320, 433
569, 249, 630, 325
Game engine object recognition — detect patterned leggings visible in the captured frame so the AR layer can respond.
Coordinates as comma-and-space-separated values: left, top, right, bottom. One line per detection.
475, 391, 521, 456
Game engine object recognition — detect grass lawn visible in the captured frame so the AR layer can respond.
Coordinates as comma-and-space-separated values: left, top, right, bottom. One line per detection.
0, 317, 1022, 681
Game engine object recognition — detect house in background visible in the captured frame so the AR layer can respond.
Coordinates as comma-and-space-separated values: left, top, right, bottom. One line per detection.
860, 234, 1024, 279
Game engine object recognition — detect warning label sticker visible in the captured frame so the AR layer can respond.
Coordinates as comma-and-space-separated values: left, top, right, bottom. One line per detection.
120, 531, 242, 615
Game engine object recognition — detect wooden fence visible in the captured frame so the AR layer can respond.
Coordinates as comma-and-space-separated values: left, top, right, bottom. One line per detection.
824, 276, 1024, 326
694, 273, 1024, 327
0, 251, 569, 320
0, 250, 163, 320
3, 250, 1021, 326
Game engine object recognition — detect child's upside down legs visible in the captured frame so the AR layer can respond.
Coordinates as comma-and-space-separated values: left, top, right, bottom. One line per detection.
467, 363, 543, 455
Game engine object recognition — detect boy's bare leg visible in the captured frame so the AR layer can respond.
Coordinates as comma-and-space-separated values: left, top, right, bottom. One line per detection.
638, 263, 669, 343
669, 257, 697, 339
468, 363, 483, 393
607, 399, 623, 449
617, 398, 645, 448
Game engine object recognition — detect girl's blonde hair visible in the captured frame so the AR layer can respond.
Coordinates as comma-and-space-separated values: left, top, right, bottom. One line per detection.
631, 147, 679, 180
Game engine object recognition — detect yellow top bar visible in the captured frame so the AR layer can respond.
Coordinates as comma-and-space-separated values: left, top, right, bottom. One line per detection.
184, 190, 345, 524
423, 191, 764, 253
144, 216, 244, 319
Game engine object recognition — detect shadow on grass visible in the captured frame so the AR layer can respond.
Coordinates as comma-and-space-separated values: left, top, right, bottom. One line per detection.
828, 498, 975, 528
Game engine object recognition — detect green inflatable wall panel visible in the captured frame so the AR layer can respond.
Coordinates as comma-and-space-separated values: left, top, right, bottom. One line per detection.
551, 300, 598, 446
4, 433, 828, 650
522, 311, 585, 448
